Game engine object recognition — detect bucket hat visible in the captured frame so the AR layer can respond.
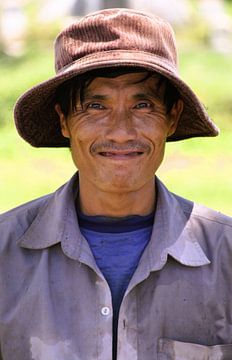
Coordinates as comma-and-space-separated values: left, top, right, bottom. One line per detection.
14, 8, 219, 147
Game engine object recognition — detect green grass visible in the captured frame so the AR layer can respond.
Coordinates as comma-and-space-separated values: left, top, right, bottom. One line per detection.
0, 126, 75, 212
179, 48, 232, 130
0, 42, 232, 216
225, 0, 232, 16
0, 46, 54, 128
158, 132, 232, 215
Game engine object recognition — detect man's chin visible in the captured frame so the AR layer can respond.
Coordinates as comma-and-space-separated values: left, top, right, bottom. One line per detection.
98, 175, 146, 194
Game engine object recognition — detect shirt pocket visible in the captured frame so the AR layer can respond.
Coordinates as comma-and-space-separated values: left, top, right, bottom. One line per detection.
157, 338, 232, 360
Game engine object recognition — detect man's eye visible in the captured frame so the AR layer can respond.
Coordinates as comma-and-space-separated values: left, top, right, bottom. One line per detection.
87, 103, 104, 109
135, 102, 151, 109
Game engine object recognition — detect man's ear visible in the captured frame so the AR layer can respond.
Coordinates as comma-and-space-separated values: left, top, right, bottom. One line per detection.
167, 99, 184, 137
55, 104, 70, 139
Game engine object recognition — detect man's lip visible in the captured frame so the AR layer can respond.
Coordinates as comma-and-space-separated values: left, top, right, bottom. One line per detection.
97, 151, 144, 158
91, 141, 150, 156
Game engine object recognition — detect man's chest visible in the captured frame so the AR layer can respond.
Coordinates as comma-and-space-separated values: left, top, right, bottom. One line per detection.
1, 250, 232, 360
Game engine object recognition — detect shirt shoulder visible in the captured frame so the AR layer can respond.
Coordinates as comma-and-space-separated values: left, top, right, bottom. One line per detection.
0, 194, 52, 250
171, 192, 232, 262
173, 192, 232, 228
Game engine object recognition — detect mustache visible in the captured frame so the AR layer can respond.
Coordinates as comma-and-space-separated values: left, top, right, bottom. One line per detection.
91, 140, 151, 153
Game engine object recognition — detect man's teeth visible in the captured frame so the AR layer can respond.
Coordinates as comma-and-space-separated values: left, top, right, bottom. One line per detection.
100, 152, 142, 156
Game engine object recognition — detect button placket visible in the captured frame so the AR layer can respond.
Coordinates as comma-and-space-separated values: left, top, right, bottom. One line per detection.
95, 277, 113, 360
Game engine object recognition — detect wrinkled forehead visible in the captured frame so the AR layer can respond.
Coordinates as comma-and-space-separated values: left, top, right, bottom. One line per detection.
84, 71, 164, 95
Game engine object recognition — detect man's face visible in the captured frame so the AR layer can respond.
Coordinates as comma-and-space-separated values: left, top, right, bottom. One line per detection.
56, 72, 183, 194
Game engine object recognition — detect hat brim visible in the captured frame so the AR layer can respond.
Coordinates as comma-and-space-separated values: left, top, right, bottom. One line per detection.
14, 50, 219, 147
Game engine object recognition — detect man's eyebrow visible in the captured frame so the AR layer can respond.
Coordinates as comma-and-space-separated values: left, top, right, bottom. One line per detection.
82, 93, 108, 101
132, 91, 163, 101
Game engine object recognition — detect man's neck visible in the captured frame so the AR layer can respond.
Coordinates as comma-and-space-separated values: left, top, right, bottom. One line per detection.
78, 177, 156, 217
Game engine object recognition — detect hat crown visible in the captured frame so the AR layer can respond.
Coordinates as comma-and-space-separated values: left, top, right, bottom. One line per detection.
14, 8, 219, 148
54, 8, 178, 73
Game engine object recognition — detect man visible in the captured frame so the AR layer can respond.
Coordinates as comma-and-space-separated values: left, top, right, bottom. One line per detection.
1, 8, 232, 360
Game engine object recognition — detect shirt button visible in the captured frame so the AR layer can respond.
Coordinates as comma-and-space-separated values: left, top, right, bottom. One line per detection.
101, 306, 110, 316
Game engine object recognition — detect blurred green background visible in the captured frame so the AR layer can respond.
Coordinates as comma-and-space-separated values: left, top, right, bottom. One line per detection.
0, 0, 232, 215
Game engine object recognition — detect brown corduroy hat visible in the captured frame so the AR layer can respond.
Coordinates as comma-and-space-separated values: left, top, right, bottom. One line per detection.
14, 8, 219, 147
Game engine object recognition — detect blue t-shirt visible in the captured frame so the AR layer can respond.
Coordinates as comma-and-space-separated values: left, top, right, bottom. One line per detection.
77, 210, 154, 331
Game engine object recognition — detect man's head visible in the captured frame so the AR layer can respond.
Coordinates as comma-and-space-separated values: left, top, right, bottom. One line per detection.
54, 67, 183, 195
14, 8, 219, 149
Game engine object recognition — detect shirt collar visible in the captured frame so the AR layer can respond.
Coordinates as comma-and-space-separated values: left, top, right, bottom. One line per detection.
18, 173, 210, 268
18, 173, 84, 258
139, 178, 210, 273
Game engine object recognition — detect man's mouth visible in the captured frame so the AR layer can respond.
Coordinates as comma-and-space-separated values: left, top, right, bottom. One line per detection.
91, 141, 150, 160
98, 151, 144, 159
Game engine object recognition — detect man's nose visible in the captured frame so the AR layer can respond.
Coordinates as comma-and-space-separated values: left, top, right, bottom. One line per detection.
105, 110, 137, 143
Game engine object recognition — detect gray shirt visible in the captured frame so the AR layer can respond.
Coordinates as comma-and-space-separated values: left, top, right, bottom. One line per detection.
0, 173, 232, 360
